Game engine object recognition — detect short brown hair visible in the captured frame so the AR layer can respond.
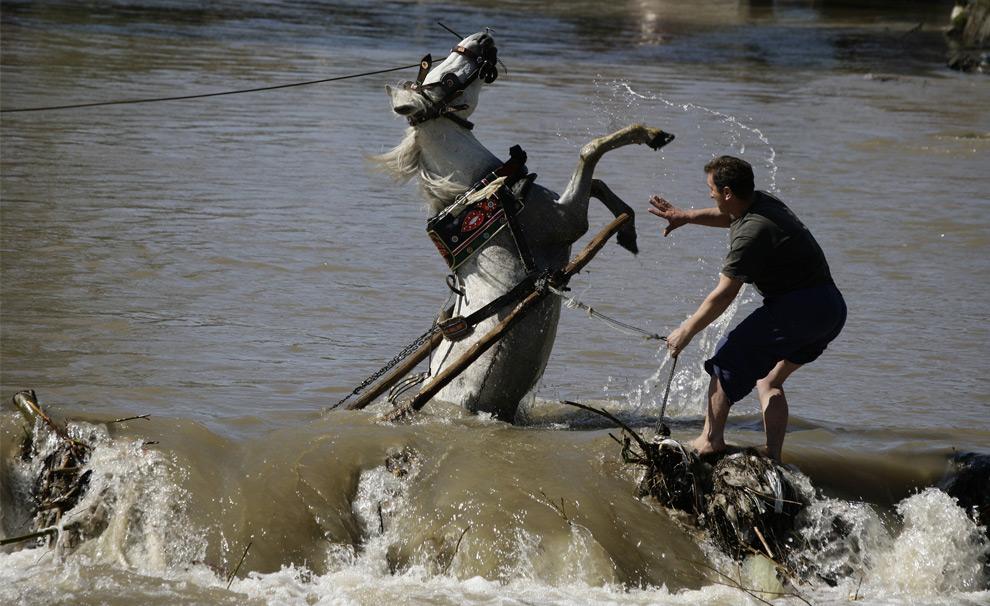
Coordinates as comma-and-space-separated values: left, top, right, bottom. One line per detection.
704, 155, 755, 199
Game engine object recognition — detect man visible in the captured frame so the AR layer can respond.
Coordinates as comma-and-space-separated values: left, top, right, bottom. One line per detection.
648, 156, 845, 461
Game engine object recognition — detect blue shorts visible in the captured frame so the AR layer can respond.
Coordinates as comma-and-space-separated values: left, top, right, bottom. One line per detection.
704, 282, 846, 403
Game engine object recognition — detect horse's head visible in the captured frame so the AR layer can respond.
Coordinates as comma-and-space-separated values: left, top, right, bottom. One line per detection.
387, 31, 498, 128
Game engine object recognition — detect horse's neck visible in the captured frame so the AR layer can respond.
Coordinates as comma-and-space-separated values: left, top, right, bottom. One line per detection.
416, 120, 502, 188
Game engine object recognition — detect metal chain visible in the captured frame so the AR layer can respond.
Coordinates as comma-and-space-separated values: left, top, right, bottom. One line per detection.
329, 324, 440, 410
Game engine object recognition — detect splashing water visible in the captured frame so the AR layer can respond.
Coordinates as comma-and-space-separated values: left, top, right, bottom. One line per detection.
871, 488, 989, 595
558, 79, 777, 420
615, 82, 779, 192
625, 287, 755, 418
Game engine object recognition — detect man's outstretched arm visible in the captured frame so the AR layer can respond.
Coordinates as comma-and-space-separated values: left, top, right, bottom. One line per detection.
666, 273, 744, 357
649, 195, 732, 236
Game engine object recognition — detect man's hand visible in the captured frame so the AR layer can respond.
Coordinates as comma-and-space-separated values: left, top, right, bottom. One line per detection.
648, 195, 688, 236
666, 324, 694, 358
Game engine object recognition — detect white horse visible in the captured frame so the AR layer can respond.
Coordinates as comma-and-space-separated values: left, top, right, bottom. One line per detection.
374, 31, 672, 422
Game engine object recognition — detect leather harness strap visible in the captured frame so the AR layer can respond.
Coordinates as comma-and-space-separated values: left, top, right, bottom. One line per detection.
438, 273, 537, 341
495, 146, 536, 273
434, 145, 539, 341
404, 41, 499, 131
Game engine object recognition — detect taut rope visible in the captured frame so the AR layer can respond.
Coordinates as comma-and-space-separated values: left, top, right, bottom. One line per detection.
547, 286, 665, 342
0, 64, 420, 114
546, 285, 677, 435
654, 357, 677, 438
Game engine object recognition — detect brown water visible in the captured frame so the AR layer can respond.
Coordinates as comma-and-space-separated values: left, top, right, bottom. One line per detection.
2, 1, 989, 604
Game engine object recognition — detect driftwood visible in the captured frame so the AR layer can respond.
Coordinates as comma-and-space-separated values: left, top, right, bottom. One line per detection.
383, 213, 631, 422
226, 541, 253, 589
8, 390, 96, 549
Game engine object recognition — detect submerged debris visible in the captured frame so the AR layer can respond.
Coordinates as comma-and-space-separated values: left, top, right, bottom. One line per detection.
946, 0, 990, 72
703, 452, 805, 560
563, 400, 805, 563
4, 390, 99, 549
940, 451, 990, 532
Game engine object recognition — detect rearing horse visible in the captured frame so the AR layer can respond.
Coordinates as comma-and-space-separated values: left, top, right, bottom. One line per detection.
374, 31, 672, 422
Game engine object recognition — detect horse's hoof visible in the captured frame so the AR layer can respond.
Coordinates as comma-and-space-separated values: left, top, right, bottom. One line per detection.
617, 230, 639, 254
647, 131, 675, 150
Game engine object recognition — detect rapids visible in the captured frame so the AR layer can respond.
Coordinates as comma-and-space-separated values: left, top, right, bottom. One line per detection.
1, 405, 988, 604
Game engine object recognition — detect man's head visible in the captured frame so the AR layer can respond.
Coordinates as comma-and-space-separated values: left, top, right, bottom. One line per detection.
704, 156, 755, 217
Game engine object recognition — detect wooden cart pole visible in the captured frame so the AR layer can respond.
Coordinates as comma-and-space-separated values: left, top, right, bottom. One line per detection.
345, 331, 444, 410
384, 213, 631, 421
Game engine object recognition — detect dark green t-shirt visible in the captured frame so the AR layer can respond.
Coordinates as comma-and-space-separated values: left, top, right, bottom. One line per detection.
722, 191, 832, 297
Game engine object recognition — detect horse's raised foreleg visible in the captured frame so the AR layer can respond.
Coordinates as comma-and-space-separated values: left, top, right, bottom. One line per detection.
591, 179, 637, 254
555, 124, 673, 245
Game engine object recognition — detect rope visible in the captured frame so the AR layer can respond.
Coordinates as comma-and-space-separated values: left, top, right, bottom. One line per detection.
654, 357, 677, 437
548, 286, 665, 342
0, 64, 420, 114
547, 285, 677, 436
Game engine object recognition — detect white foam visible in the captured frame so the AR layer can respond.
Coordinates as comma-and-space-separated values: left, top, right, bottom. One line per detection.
871, 488, 988, 595
4, 427, 988, 605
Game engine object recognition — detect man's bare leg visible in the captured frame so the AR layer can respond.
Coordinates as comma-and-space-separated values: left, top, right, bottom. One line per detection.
690, 375, 730, 457
755, 359, 802, 462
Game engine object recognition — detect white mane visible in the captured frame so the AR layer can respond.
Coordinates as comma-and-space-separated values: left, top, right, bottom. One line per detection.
370, 126, 470, 211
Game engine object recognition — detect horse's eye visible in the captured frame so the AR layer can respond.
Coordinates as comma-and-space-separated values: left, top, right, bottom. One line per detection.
441, 72, 461, 90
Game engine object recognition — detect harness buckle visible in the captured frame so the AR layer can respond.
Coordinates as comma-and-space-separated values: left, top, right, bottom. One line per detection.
439, 316, 473, 341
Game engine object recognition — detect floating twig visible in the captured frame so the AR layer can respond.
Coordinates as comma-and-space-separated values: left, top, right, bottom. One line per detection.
107, 414, 151, 424
12, 391, 91, 454
753, 525, 775, 560
226, 540, 253, 589
900, 22, 924, 38
853, 573, 865, 600
0, 527, 58, 547
442, 525, 472, 575
687, 558, 814, 606
538, 490, 573, 524
559, 400, 653, 454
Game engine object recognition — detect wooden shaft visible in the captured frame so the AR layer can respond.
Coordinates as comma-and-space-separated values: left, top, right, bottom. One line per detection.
345, 330, 444, 410
405, 289, 544, 414
395, 213, 631, 418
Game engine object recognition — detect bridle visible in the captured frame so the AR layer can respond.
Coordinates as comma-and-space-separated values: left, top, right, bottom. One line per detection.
401, 40, 499, 131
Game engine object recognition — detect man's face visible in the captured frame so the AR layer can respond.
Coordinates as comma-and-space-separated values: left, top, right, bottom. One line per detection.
706, 172, 728, 212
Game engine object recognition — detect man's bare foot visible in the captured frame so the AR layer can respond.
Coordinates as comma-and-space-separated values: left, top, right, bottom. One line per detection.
754, 444, 781, 463
689, 436, 726, 460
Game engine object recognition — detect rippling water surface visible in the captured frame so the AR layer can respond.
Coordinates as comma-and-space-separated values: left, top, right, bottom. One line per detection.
2, 1, 989, 604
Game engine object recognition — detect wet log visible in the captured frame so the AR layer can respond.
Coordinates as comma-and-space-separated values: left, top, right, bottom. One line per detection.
384, 213, 631, 421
